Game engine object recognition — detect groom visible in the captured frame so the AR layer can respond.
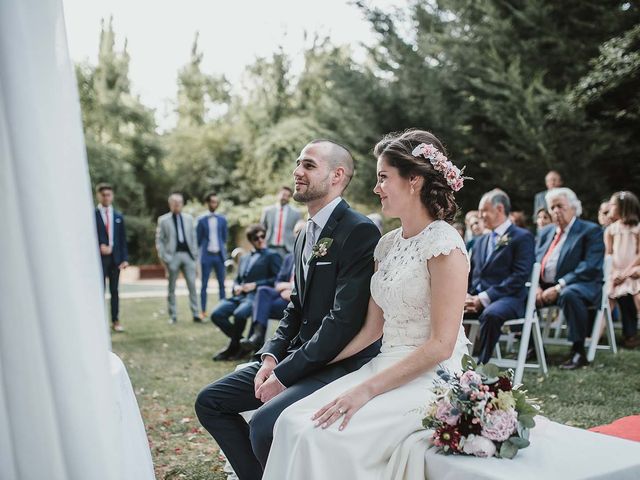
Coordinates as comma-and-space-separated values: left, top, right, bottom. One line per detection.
195, 140, 381, 480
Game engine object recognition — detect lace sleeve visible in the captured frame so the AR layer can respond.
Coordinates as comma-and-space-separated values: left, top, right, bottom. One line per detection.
374, 228, 399, 262
420, 222, 469, 265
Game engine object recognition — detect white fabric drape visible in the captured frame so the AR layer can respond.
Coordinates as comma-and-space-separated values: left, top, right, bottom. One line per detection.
0, 1, 154, 479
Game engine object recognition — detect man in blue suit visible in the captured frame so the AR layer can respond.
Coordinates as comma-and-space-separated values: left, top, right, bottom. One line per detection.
466, 189, 535, 364
95, 183, 129, 332
197, 192, 228, 318
239, 252, 296, 355
210, 224, 282, 361
536, 188, 604, 370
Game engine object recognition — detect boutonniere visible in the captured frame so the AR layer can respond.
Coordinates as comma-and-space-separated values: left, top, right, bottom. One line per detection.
308, 238, 333, 264
495, 234, 510, 250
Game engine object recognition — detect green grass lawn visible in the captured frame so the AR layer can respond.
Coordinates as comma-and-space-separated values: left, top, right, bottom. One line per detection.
112, 296, 640, 479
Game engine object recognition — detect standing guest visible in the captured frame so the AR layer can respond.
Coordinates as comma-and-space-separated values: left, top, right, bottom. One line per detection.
197, 192, 228, 318
465, 189, 535, 364
95, 183, 129, 332
598, 200, 613, 229
156, 193, 200, 324
210, 224, 282, 361
605, 191, 640, 348
239, 221, 306, 355
536, 187, 604, 370
533, 169, 563, 217
261, 186, 302, 257
535, 207, 552, 234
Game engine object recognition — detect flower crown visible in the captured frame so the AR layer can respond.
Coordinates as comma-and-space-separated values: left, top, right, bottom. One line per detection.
411, 143, 469, 192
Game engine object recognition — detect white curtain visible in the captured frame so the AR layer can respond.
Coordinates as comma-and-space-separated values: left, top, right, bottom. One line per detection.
0, 1, 154, 479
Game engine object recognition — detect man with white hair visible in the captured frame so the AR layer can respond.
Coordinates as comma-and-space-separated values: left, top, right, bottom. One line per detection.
536, 187, 604, 370
156, 193, 200, 324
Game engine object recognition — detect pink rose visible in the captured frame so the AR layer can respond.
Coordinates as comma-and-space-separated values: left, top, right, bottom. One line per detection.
422, 143, 439, 157
462, 434, 497, 457
459, 370, 482, 392
452, 178, 464, 191
481, 408, 518, 442
445, 167, 459, 182
435, 399, 460, 426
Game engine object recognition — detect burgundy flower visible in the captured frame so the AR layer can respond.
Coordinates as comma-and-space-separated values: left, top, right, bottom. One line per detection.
433, 424, 462, 453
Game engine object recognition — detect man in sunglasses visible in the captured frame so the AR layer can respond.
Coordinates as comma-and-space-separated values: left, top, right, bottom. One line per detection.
210, 224, 282, 361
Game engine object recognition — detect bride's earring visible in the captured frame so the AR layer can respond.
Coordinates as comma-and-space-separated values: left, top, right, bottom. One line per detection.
410, 186, 415, 195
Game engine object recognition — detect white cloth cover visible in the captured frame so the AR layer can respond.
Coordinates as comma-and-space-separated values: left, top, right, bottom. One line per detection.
424, 416, 640, 480
0, 1, 154, 478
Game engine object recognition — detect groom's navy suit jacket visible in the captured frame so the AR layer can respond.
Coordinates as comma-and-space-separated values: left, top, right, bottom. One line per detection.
95, 208, 128, 266
196, 213, 228, 260
258, 199, 382, 387
469, 224, 535, 317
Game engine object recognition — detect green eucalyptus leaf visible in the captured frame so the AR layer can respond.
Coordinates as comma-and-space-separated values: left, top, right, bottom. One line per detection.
519, 415, 536, 429
499, 440, 519, 459
461, 354, 477, 371
508, 436, 530, 449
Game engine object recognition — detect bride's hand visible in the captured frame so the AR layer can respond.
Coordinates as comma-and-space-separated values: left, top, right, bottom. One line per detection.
311, 385, 373, 431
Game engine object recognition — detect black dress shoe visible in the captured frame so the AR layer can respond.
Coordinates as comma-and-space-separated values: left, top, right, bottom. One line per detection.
193, 316, 203, 323
240, 324, 266, 351
212, 342, 240, 361
559, 352, 589, 370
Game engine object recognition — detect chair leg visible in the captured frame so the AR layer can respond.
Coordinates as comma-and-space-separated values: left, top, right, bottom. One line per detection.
467, 323, 480, 355
532, 317, 548, 376
587, 308, 605, 362
605, 306, 618, 355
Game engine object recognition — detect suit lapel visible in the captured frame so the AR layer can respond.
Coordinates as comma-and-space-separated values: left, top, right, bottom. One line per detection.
482, 224, 514, 270
474, 234, 488, 270
557, 219, 581, 275
295, 228, 306, 304
303, 200, 349, 299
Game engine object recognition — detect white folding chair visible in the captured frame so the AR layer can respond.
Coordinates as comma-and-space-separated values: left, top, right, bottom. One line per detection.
540, 256, 617, 362
465, 263, 548, 385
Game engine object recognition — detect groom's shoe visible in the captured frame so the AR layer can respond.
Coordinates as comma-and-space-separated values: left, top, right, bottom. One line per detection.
212, 341, 240, 362
559, 351, 589, 370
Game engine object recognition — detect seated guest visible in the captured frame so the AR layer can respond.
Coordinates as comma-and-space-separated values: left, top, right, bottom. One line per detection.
210, 224, 282, 361
598, 200, 613, 229
510, 210, 528, 229
535, 207, 552, 237
466, 189, 535, 364
465, 213, 485, 252
536, 187, 605, 370
239, 221, 305, 354
533, 169, 563, 217
239, 253, 295, 354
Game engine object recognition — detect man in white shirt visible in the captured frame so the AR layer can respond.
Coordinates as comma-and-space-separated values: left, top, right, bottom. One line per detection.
260, 186, 302, 257
466, 189, 535, 364
536, 188, 604, 370
95, 183, 129, 332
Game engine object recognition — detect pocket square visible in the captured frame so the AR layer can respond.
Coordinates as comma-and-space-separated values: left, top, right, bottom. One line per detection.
316, 261, 332, 266
115, 218, 122, 223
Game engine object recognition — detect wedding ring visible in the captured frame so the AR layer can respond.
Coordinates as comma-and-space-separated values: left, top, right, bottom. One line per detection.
338, 408, 345, 415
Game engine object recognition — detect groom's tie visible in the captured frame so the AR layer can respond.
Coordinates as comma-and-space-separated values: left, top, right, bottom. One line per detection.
303, 219, 316, 279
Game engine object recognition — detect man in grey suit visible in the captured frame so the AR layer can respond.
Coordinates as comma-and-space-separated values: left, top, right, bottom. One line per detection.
533, 170, 563, 218
156, 193, 200, 324
260, 186, 302, 256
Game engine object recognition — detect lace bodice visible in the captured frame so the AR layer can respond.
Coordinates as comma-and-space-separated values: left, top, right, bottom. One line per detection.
371, 220, 470, 350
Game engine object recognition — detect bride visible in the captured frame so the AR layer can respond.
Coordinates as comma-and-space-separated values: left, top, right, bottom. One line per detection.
262, 129, 471, 479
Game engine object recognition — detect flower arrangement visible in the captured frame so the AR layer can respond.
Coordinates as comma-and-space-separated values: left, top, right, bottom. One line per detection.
495, 234, 510, 251
422, 354, 539, 459
410, 143, 471, 192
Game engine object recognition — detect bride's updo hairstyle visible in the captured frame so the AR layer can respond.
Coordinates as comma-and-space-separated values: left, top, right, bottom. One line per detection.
373, 129, 459, 223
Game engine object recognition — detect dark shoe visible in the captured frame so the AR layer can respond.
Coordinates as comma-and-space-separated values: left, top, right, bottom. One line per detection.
559, 352, 589, 370
240, 324, 266, 351
622, 335, 640, 348
212, 342, 240, 361
229, 347, 253, 361
193, 316, 203, 323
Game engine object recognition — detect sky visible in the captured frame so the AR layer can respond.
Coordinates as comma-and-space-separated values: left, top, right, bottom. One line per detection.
62, 0, 404, 129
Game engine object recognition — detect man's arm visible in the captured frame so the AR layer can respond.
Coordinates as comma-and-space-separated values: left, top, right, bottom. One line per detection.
155, 218, 167, 263
196, 217, 205, 248
257, 284, 303, 361
484, 232, 535, 301
119, 214, 129, 263
273, 222, 380, 387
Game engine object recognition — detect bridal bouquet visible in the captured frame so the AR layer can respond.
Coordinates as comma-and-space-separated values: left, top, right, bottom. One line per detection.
422, 355, 539, 459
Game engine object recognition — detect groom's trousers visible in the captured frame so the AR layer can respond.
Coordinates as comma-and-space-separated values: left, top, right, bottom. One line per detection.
195, 348, 378, 480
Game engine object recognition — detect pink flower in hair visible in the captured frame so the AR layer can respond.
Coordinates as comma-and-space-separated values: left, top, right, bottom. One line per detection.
422, 143, 439, 158
452, 178, 464, 191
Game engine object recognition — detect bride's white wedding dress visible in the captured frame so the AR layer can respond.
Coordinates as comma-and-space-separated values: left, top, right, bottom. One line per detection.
263, 220, 470, 480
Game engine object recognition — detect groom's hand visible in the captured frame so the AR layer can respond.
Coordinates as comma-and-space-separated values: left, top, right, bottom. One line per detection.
254, 356, 277, 394
256, 373, 286, 403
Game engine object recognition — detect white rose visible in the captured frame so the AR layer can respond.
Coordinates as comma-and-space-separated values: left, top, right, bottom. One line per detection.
462, 434, 497, 458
